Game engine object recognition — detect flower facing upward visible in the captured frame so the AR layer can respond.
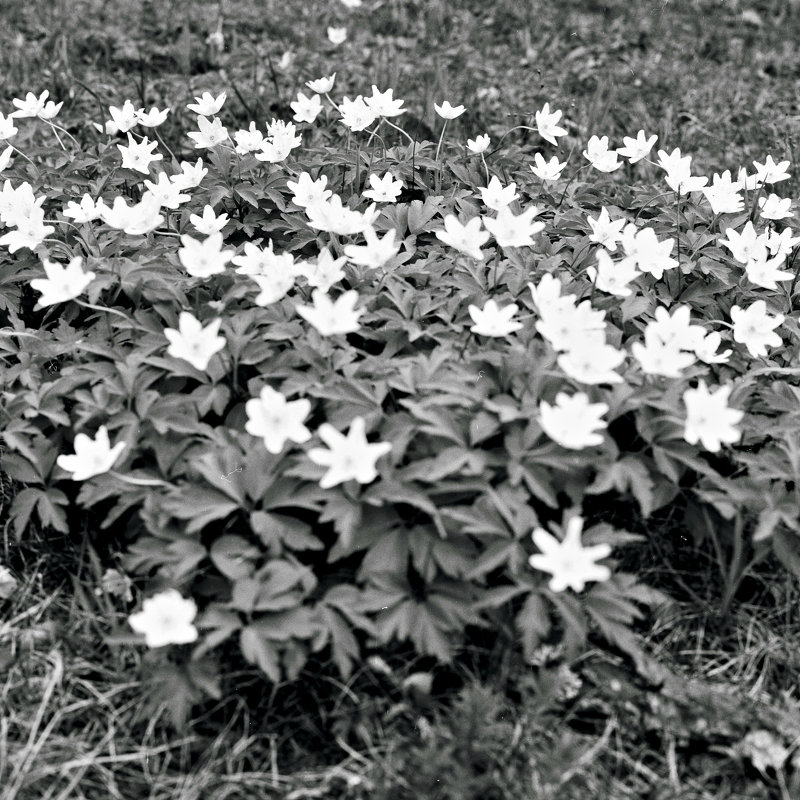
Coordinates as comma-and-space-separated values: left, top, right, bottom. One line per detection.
530, 152, 566, 182
528, 516, 612, 593
117, 133, 163, 174
621, 225, 678, 279
343, 227, 401, 270
187, 116, 229, 149
143, 172, 191, 210
730, 300, 784, 358
30, 256, 96, 307
766, 226, 800, 259
682, 381, 744, 452
290, 91, 323, 124
327, 26, 347, 44
557, 340, 625, 385
306, 74, 336, 94
339, 96, 378, 132
234, 122, 265, 154
616, 129, 657, 163
539, 392, 608, 450
178, 233, 235, 278
483, 205, 545, 248
583, 135, 622, 173
245, 386, 312, 454
187, 91, 227, 116
535, 103, 568, 146
307, 416, 392, 489
364, 86, 405, 117
163, 312, 226, 371
287, 172, 333, 208
11, 90, 51, 119
305, 194, 377, 235
586, 249, 640, 297
0, 113, 18, 141
435, 214, 490, 260
702, 170, 744, 215
478, 176, 518, 211
171, 158, 208, 190
108, 100, 142, 133
745, 253, 794, 290
362, 172, 404, 202
63, 193, 107, 224
190, 204, 230, 236
56, 426, 126, 481
295, 248, 348, 293
128, 589, 198, 648
758, 193, 793, 220
587, 207, 626, 252
468, 299, 523, 338
657, 147, 708, 193
693, 330, 732, 365
295, 289, 364, 336
718, 220, 768, 265
467, 134, 490, 154
434, 100, 466, 119
752, 155, 790, 185
137, 106, 169, 127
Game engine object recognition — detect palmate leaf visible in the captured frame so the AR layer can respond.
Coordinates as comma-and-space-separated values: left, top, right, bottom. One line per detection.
159, 485, 241, 533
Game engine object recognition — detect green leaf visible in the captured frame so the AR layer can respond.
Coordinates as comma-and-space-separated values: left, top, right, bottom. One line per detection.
587, 457, 655, 517
515, 592, 551, 662
209, 535, 259, 580
9, 487, 41, 542
35, 489, 69, 533
240, 625, 282, 682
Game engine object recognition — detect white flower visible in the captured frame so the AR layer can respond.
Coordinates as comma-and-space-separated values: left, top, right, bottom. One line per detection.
290, 91, 323, 124
478, 176, 518, 211
741, 730, 790, 776
340, 0, 362, 7
587, 207, 626, 252
535, 300, 607, 353
307, 416, 392, 489
647, 305, 706, 352
295, 248, 347, 293
752, 155, 790, 185
683, 381, 744, 452
190, 204, 229, 236
305, 194, 377, 236
718, 220, 768, 265
363, 172, 404, 203
117, 133, 163, 174
100, 193, 163, 236
163, 312, 226, 371
0, 208, 54, 252
693, 330, 732, 364
539, 392, 608, 450
586, 249, 640, 296
535, 102, 568, 146
38, 100, 63, 121
766, 226, 800, 259
305, 74, 336, 94
0, 113, 19, 141
136, 106, 170, 127
530, 152, 566, 181
434, 100, 466, 119
631, 329, 696, 378
143, 172, 191, 209
250, 270, 296, 306
327, 26, 347, 45
187, 91, 227, 117
0, 563, 18, 599
178, 232, 235, 278
528, 273, 576, 311
745, 252, 794, 289
468, 299, 523, 338
128, 589, 198, 648
730, 300, 784, 358
339, 95, 378, 132
583, 135, 622, 172
56, 425, 126, 481
758, 193, 793, 220
557, 340, 625, 385
343, 227, 400, 270
245, 386, 312, 453
10, 90, 50, 119
467, 134, 490, 154
30, 256, 96, 307
63, 193, 107, 224
656, 147, 708, 193
702, 170, 744, 215
529, 516, 612, 592
171, 158, 208, 190
287, 171, 332, 208
234, 122, 265, 154
483, 205, 545, 248
622, 225, 678, 279
364, 86, 405, 117
0, 144, 12, 173
616, 129, 657, 164
187, 116, 229, 149
295, 288, 364, 336
435, 214, 490, 260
